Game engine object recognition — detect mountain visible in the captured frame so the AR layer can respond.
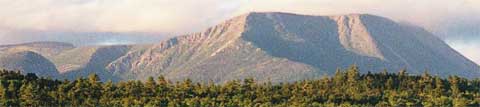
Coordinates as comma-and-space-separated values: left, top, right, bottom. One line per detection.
0, 51, 59, 77
0, 42, 129, 80
0, 41, 75, 56
54, 45, 129, 81
0, 42, 74, 77
0, 12, 479, 83
106, 12, 480, 82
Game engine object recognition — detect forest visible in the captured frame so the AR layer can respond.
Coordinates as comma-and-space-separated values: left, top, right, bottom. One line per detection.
0, 66, 479, 106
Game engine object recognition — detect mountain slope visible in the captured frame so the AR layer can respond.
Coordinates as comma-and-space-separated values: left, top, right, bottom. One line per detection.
106, 12, 480, 82
106, 15, 319, 82
56, 45, 130, 80
0, 12, 478, 82
0, 51, 59, 77
244, 12, 479, 77
0, 42, 129, 80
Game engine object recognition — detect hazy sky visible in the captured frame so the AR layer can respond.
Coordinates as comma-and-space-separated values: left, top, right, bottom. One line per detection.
0, 0, 479, 64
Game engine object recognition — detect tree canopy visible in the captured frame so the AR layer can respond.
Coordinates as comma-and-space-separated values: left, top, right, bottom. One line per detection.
0, 67, 479, 106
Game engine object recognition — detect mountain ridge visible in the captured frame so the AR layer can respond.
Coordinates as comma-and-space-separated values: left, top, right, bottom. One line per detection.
0, 51, 59, 77
0, 12, 478, 82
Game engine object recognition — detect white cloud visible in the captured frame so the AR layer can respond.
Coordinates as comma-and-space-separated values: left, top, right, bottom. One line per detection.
0, 0, 244, 33
448, 40, 480, 64
1, 0, 479, 33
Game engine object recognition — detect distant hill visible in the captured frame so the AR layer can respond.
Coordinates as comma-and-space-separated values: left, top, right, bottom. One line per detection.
0, 51, 58, 77
0, 12, 478, 83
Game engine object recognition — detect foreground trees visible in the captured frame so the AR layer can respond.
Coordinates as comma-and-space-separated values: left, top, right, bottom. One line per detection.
0, 67, 479, 106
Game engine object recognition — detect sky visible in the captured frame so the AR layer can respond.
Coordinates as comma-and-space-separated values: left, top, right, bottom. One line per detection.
0, 0, 479, 64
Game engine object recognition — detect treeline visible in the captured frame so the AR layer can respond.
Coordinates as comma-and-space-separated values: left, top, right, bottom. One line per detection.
0, 66, 479, 106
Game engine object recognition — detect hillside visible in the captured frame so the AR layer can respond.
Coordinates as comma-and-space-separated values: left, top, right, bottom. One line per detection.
0, 12, 478, 82
0, 68, 479, 106
0, 42, 128, 80
0, 51, 58, 77
106, 12, 480, 82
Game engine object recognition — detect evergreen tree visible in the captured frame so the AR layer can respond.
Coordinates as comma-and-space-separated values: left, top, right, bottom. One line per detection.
144, 77, 157, 97
346, 65, 361, 100
6, 81, 19, 106
434, 76, 445, 96
0, 68, 478, 106
333, 68, 345, 87
100, 80, 115, 106
449, 76, 461, 97
0, 82, 6, 106
86, 74, 101, 106
347, 65, 360, 83
19, 82, 40, 106
53, 81, 69, 106
386, 77, 394, 90
69, 78, 87, 106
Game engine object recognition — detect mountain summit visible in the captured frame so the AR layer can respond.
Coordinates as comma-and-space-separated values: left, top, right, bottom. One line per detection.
105, 12, 480, 82
1, 12, 479, 82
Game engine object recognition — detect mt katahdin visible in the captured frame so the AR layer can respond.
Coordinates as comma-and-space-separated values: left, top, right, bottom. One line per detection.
0, 12, 479, 83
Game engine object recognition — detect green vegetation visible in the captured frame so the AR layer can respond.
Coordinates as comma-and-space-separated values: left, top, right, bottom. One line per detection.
0, 66, 479, 106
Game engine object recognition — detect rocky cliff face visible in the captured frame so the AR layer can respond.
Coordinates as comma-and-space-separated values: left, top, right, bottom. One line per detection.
0, 12, 478, 82
333, 15, 385, 59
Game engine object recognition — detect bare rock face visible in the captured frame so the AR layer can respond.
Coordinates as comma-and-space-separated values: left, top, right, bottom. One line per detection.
332, 15, 385, 59
0, 12, 478, 82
